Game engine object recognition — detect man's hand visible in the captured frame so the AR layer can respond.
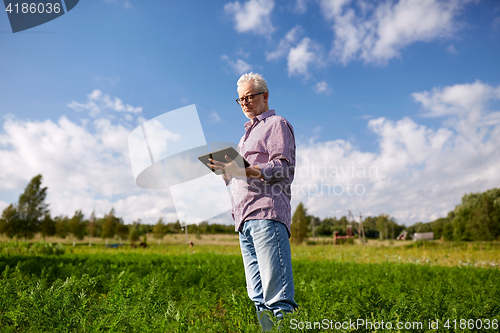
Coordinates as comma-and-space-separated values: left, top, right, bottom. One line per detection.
207, 155, 263, 179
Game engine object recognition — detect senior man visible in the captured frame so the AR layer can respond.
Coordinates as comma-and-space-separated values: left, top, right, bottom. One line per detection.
208, 72, 298, 331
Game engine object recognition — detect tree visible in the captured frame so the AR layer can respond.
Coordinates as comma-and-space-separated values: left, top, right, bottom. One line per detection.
470, 194, 500, 241
88, 210, 96, 245
376, 214, 390, 240
54, 215, 70, 238
450, 189, 500, 241
442, 223, 454, 241
7, 175, 49, 241
291, 202, 309, 244
362, 216, 379, 238
69, 210, 87, 241
316, 217, 336, 236
115, 222, 129, 242
0, 204, 21, 239
153, 218, 167, 243
308, 215, 321, 238
167, 220, 182, 234
40, 214, 56, 239
338, 216, 349, 235
130, 219, 147, 238
431, 217, 449, 240
129, 225, 140, 243
101, 208, 120, 239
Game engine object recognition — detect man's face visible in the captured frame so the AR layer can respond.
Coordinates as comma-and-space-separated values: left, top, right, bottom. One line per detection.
237, 81, 268, 120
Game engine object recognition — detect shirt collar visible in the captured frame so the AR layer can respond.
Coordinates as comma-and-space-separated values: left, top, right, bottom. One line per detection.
244, 109, 275, 130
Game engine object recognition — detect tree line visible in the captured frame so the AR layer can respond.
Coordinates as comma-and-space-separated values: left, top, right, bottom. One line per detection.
0, 175, 235, 243
290, 202, 404, 244
290, 187, 500, 244
3, 176, 498, 244
406, 188, 500, 241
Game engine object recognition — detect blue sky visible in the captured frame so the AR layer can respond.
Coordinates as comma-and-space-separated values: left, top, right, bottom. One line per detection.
1, 0, 500, 226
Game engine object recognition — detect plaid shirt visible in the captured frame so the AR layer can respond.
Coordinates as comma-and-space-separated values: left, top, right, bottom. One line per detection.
229, 110, 296, 236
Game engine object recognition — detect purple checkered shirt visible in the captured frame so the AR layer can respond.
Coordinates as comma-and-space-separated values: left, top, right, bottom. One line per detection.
228, 109, 296, 236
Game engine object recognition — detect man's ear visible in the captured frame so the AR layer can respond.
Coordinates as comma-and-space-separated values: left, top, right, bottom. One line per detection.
264, 92, 269, 102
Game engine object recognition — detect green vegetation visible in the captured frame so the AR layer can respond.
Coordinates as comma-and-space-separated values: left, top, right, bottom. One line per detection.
1, 177, 499, 331
291, 202, 309, 244
0, 241, 65, 256
408, 188, 500, 241
0, 176, 235, 244
297, 187, 500, 243
2, 176, 498, 245
0, 246, 499, 332
0, 175, 48, 241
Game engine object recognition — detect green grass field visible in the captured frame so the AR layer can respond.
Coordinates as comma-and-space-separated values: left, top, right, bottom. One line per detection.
0, 239, 499, 332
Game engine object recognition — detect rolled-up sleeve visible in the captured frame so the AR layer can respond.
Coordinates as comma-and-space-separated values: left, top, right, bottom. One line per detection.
256, 120, 295, 183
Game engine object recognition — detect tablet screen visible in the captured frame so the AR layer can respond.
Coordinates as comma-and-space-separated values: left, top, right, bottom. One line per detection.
198, 147, 250, 174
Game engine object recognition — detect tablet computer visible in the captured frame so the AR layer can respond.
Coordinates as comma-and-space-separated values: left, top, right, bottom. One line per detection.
198, 147, 250, 175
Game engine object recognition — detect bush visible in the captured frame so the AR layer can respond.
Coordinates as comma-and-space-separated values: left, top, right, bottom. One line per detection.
54, 243, 66, 255
0, 241, 65, 255
29, 241, 55, 255
335, 238, 354, 245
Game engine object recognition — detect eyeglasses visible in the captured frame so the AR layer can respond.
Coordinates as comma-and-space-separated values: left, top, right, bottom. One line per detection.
236, 92, 264, 105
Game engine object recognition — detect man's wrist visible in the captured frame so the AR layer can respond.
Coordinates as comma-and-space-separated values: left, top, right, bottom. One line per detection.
245, 166, 263, 179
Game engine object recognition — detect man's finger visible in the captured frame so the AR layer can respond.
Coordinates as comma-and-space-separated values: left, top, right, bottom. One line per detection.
209, 158, 222, 166
225, 155, 233, 163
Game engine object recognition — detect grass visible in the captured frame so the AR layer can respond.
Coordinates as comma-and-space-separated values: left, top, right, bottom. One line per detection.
0, 236, 499, 332
3, 233, 497, 268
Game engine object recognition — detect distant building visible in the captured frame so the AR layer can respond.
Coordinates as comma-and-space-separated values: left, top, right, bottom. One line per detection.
412, 232, 434, 241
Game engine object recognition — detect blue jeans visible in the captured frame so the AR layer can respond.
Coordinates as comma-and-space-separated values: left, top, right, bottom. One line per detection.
239, 219, 298, 318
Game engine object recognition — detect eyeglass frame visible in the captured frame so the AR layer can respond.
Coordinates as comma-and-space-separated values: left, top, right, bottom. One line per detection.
236, 92, 265, 105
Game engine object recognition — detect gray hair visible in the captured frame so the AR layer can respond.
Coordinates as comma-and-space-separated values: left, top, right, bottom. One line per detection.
237, 72, 269, 93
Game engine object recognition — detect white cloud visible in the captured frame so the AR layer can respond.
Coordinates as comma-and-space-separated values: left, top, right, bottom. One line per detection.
224, 0, 275, 35
235, 48, 250, 58
412, 80, 500, 118
293, 0, 308, 14
292, 80, 500, 225
266, 25, 303, 61
96, 76, 120, 85
412, 80, 500, 143
266, 26, 323, 78
0, 92, 177, 224
104, 0, 132, 9
313, 81, 332, 94
221, 55, 253, 74
447, 44, 458, 54
287, 37, 323, 77
67, 89, 142, 118
209, 111, 222, 123
493, 16, 500, 31
319, 0, 470, 65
